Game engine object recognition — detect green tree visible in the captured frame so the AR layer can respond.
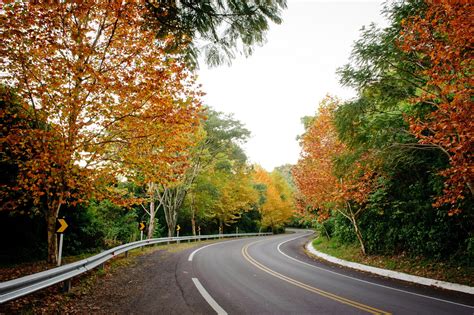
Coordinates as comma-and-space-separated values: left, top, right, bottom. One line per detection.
331, 0, 473, 258
157, 108, 251, 237
144, 0, 287, 67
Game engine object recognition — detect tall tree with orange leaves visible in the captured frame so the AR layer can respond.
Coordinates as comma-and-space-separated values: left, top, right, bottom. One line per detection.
0, 2, 202, 263
400, 1, 473, 215
292, 97, 344, 220
293, 96, 378, 254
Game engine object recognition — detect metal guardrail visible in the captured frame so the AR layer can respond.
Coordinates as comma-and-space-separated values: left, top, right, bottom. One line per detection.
0, 232, 271, 304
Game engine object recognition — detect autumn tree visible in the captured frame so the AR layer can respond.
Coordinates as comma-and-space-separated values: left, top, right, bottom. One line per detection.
0, 2, 201, 263
293, 96, 378, 254
292, 97, 345, 219
400, 1, 473, 215
113, 96, 202, 239
205, 166, 257, 233
254, 166, 294, 231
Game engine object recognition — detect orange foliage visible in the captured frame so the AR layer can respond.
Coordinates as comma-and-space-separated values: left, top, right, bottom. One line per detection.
400, 1, 473, 214
293, 97, 378, 222
0, 2, 202, 262
336, 159, 378, 203
292, 96, 345, 221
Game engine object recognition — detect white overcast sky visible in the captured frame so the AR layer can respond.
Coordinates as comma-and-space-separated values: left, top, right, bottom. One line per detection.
197, 0, 388, 171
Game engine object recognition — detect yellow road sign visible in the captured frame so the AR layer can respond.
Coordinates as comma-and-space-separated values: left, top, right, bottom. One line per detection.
139, 222, 146, 231
176, 225, 181, 231
56, 218, 68, 233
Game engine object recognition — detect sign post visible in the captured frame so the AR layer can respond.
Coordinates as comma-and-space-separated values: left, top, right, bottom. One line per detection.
56, 218, 68, 266
139, 222, 146, 241
176, 225, 181, 243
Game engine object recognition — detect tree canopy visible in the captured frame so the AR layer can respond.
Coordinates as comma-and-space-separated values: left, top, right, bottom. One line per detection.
0, 2, 202, 263
293, 1, 473, 259
144, 0, 287, 67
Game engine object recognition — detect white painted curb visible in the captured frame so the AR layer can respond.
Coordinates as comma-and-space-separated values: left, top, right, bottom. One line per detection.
306, 240, 474, 295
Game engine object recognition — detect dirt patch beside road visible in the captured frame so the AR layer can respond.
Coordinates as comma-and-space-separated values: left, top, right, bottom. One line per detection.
68, 247, 196, 314
1, 242, 213, 314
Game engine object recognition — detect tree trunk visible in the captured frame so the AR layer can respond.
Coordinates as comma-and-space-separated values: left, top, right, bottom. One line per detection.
190, 194, 196, 236
158, 186, 186, 238
350, 215, 366, 255
157, 162, 202, 238
342, 201, 367, 255
46, 212, 58, 264
46, 201, 62, 264
147, 199, 155, 239
167, 225, 174, 237
321, 222, 331, 240
166, 212, 176, 238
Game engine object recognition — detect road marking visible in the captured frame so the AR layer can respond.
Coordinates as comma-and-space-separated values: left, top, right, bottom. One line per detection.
188, 238, 246, 261
192, 278, 228, 315
242, 240, 390, 315
277, 233, 474, 309
188, 243, 218, 262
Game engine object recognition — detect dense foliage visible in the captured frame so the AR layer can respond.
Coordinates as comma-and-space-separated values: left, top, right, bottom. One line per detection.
293, 1, 473, 263
0, 2, 293, 265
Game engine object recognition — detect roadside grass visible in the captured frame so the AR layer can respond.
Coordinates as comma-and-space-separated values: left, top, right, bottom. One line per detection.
311, 236, 474, 287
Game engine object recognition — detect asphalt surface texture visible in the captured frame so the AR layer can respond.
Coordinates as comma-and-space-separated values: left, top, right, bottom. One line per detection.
39, 230, 474, 314
186, 230, 474, 314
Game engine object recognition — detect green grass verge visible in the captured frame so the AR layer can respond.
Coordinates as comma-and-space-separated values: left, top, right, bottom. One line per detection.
311, 236, 474, 287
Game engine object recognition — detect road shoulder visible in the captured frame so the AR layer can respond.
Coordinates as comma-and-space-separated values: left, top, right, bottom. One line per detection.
306, 239, 474, 295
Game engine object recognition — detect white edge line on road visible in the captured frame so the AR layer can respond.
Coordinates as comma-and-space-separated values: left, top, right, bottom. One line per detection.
192, 278, 228, 315
275, 232, 474, 309
188, 238, 250, 261
188, 243, 217, 261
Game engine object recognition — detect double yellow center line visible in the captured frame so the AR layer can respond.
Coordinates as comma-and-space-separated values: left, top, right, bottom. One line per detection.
242, 241, 391, 315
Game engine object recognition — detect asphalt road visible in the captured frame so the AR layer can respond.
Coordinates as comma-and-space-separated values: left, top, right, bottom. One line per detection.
179, 230, 474, 315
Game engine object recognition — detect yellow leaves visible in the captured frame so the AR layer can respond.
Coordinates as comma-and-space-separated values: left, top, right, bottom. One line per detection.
200, 174, 243, 224
254, 166, 294, 228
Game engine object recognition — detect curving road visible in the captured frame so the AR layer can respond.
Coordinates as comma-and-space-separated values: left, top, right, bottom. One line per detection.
178, 230, 474, 314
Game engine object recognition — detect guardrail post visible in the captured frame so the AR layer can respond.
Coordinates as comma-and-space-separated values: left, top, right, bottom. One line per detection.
99, 263, 105, 271
62, 279, 72, 293
124, 251, 128, 258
